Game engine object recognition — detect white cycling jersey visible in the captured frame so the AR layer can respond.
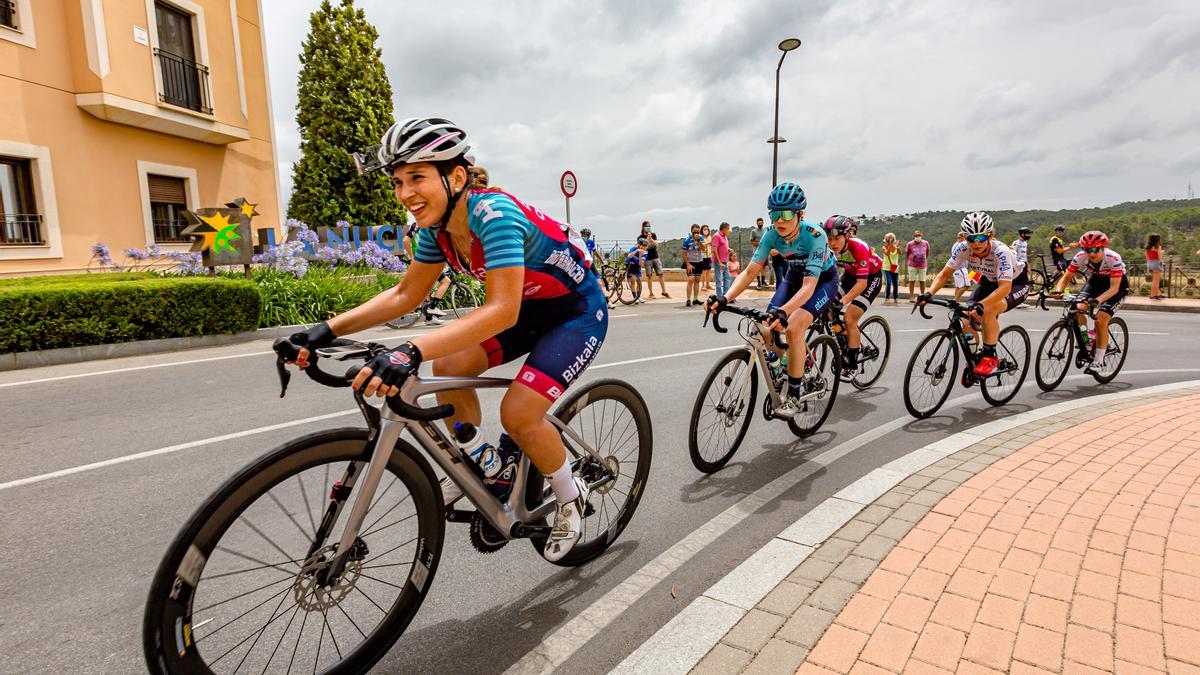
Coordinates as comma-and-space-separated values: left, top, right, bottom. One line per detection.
1067, 248, 1125, 277
1010, 238, 1028, 269
944, 239, 1024, 283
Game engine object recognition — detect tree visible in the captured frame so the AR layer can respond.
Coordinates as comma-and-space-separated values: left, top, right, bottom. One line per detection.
287, 0, 403, 228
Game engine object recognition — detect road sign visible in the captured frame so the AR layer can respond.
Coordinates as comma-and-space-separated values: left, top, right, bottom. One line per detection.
560, 171, 578, 198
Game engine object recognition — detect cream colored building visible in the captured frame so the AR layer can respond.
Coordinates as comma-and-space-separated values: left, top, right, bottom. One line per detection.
0, 0, 280, 275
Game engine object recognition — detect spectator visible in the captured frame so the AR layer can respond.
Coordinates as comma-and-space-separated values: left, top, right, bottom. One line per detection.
682, 223, 706, 306
624, 237, 648, 305
905, 229, 930, 302
750, 217, 767, 288
881, 232, 900, 303
1146, 233, 1164, 300
640, 220, 669, 299
1049, 225, 1075, 272
700, 224, 714, 291
951, 232, 972, 301
712, 222, 731, 298
728, 250, 741, 276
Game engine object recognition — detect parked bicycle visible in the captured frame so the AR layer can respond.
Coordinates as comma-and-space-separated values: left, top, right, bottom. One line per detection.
1033, 292, 1129, 390
688, 304, 841, 473
386, 270, 484, 328
599, 259, 641, 306
903, 297, 1030, 419
805, 300, 892, 390
144, 340, 651, 674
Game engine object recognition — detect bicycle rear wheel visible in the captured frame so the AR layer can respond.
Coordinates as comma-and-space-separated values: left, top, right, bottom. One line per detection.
143, 429, 443, 675
689, 348, 758, 473
620, 275, 641, 305
852, 315, 891, 390
904, 329, 959, 419
1035, 319, 1073, 391
525, 379, 653, 566
1091, 317, 1129, 384
788, 334, 841, 437
981, 325, 1030, 406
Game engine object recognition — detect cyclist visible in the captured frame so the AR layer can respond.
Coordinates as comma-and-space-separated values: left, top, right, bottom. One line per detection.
580, 227, 606, 277
274, 117, 605, 562
1049, 225, 1075, 273
917, 211, 1029, 376
1011, 226, 1032, 270
394, 221, 450, 326
823, 215, 882, 376
706, 182, 838, 417
625, 237, 649, 304
1050, 230, 1128, 373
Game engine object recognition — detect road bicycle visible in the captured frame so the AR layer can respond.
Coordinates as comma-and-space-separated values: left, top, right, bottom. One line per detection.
688, 304, 841, 473
386, 270, 485, 329
805, 300, 892, 390
599, 259, 641, 306
902, 297, 1030, 419
143, 340, 651, 674
1033, 292, 1130, 391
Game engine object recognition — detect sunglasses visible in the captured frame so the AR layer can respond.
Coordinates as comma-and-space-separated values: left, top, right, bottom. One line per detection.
770, 210, 796, 223
966, 234, 991, 243
1083, 246, 1104, 253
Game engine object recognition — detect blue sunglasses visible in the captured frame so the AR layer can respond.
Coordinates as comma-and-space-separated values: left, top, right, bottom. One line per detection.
965, 234, 991, 243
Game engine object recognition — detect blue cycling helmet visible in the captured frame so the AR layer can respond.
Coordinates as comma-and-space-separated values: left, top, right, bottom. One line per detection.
768, 182, 807, 211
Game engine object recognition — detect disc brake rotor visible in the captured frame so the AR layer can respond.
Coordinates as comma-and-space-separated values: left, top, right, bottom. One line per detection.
293, 543, 364, 612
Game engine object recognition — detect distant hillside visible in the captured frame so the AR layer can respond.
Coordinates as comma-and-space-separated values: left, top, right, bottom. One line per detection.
643, 199, 1200, 268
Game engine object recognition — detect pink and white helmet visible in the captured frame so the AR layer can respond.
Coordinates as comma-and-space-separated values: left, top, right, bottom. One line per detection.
378, 117, 473, 169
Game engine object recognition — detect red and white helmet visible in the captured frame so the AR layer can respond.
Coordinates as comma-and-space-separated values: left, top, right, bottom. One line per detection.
1079, 230, 1109, 248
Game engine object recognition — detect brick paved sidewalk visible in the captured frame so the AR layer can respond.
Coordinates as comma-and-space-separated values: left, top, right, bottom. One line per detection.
689, 388, 1200, 675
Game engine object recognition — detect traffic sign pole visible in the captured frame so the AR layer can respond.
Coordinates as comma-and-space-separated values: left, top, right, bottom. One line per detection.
560, 170, 578, 223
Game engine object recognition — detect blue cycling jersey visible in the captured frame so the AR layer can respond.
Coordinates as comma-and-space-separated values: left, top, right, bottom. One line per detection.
751, 222, 835, 278
413, 189, 596, 300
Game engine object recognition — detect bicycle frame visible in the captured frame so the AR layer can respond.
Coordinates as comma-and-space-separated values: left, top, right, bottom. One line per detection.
724, 316, 826, 416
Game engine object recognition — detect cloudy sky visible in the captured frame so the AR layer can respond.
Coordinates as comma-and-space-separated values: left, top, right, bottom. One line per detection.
261, 0, 1200, 239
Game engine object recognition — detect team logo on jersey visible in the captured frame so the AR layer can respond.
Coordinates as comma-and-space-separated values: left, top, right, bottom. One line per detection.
544, 249, 586, 284
521, 371, 536, 383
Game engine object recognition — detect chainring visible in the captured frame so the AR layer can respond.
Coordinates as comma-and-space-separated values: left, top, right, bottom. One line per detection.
469, 512, 509, 554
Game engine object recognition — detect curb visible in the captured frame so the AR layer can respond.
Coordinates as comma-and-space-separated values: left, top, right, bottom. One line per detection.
0, 324, 311, 372
614, 378, 1200, 674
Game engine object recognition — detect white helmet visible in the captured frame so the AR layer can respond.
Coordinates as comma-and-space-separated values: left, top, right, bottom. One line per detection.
377, 117, 472, 169
960, 211, 994, 236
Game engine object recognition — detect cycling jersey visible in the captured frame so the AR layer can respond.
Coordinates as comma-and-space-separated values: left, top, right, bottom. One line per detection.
752, 222, 836, 279
835, 237, 883, 278
944, 240, 1024, 283
1010, 238, 1029, 269
625, 246, 646, 277
1067, 248, 1125, 278
413, 189, 596, 300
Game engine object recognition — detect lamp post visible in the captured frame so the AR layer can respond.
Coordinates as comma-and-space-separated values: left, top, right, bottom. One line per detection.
770, 37, 802, 187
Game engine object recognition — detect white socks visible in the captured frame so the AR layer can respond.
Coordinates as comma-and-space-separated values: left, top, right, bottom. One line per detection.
547, 460, 580, 504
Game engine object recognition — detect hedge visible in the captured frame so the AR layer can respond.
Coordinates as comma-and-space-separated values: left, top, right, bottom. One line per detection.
0, 274, 261, 353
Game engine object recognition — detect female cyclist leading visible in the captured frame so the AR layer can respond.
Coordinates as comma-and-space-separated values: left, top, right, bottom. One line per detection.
273, 117, 607, 562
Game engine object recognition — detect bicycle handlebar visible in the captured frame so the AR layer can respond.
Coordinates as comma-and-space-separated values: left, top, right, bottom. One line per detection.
703, 302, 788, 348
273, 338, 455, 422
913, 296, 967, 321
1037, 291, 1097, 315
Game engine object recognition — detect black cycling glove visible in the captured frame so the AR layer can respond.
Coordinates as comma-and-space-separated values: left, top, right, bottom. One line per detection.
706, 294, 727, 312
915, 292, 933, 306
768, 308, 789, 328
274, 321, 336, 365
361, 342, 423, 391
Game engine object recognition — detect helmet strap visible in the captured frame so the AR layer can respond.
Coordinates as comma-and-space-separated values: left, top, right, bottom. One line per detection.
436, 168, 467, 230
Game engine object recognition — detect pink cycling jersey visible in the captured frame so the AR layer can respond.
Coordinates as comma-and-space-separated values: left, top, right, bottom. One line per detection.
836, 237, 883, 278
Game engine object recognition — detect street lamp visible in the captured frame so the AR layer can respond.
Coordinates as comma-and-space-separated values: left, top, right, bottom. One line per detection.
770, 37, 802, 187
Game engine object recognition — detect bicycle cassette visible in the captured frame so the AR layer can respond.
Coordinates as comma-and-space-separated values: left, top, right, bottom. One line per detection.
469, 512, 509, 554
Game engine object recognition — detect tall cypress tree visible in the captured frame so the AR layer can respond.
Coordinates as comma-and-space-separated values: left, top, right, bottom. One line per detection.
287, 0, 403, 227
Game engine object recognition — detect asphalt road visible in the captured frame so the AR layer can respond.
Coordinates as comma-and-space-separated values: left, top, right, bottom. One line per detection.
0, 300, 1196, 674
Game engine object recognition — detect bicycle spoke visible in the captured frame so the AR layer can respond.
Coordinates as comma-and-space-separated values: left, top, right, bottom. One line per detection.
210, 586, 294, 668
268, 491, 314, 545
334, 600, 367, 639
285, 599, 311, 675
352, 584, 389, 614
257, 598, 305, 674
205, 553, 304, 581
195, 575, 294, 614
361, 536, 417, 566
359, 511, 417, 539
357, 571, 405, 591
239, 516, 302, 568
296, 473, 318, 538
361, 492, 413, 536
195, 585, 292, 645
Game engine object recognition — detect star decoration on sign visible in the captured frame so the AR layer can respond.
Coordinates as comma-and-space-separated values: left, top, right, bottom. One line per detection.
226, 197, 260, 220
196, 212, 242, 254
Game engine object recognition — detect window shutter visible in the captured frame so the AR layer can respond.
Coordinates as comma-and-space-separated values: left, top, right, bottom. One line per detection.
148, 175, 187, 204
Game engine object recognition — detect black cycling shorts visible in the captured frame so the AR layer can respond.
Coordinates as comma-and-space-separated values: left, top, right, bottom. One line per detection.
971, 270, 1030, 312
839, 272, 882, 311
1077, 274, 1129, 316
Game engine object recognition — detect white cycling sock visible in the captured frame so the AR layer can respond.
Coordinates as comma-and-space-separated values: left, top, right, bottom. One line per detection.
547, 460, 580, 504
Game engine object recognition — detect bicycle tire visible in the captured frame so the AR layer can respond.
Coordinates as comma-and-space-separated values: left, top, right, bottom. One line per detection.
620, 275, 641, 305
981, 325, 1030, 407
525, 379, 652, 566
904, 329, 959, 419
1035, 319, 1074, 391
688, 348, 759, 473
788, 334, 841, 437
851, 315, 892, 390
446, 279, 480, 320
143, 429, 444, 675
1092, 317, 1129, 384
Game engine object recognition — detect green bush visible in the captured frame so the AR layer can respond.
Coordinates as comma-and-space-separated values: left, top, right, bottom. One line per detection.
0, 275, 261, 353
253, 267, 399, 327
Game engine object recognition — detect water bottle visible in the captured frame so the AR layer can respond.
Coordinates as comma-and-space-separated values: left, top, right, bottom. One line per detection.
765, 351, 784, 382
453, 422, 500, 479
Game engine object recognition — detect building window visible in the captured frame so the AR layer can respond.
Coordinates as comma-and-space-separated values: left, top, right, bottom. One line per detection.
148, 174, 190, 242
0, 157, 43, 245
154, 2, 211, 114
1, 1, 18, 30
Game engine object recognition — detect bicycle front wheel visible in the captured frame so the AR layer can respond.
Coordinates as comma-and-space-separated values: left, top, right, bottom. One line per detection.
143, 429, 444, 675
689, 348, 758, 473
620, 275, 641, 305
526, 379, 652, 566
852, 315, 892, 390
1092, 317, 1129, 384
788, 334, 841, 437
904, 329, 959, 419
1035, 319, 1074, 391
446, 279, 481, 319
981, 325, 1030, 406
